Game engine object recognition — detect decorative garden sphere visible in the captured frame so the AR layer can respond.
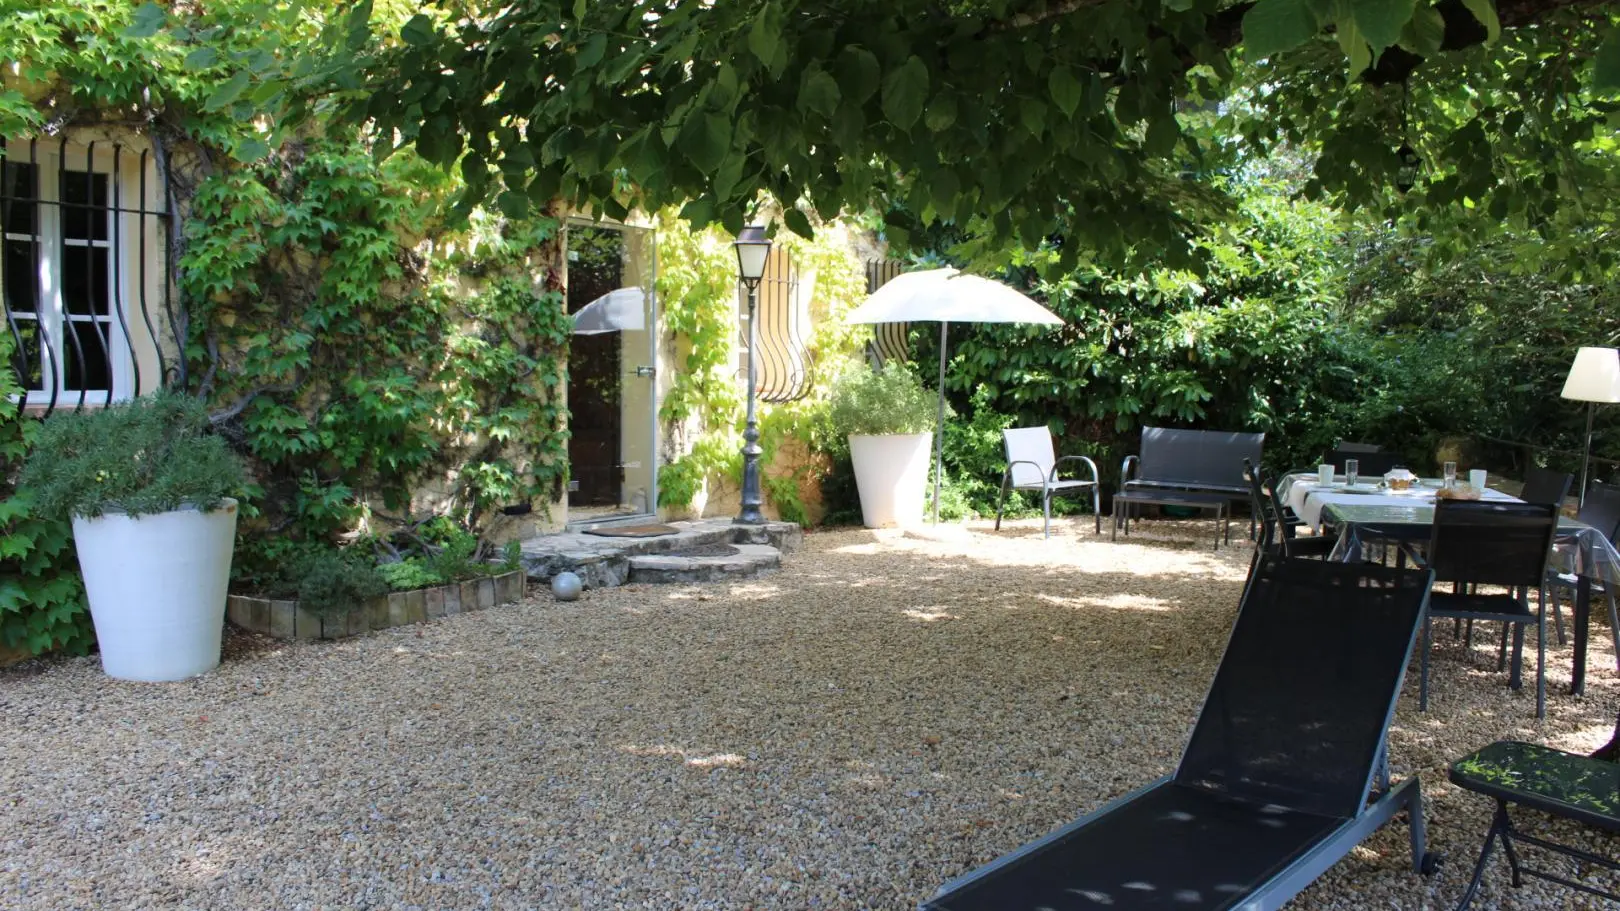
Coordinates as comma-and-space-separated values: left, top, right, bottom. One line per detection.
550, 571, 583, 602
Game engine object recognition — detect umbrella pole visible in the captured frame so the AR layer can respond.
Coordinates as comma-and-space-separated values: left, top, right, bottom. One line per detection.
934, 321, 948, 524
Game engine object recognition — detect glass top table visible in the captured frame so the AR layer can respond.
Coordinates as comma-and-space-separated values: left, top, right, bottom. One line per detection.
1277, 473, 1620, 695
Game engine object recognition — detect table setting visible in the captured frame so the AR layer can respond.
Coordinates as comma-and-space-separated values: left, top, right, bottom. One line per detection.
1276, 460, 1620, 696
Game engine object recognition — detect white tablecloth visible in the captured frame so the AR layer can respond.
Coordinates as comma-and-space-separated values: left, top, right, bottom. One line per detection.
1283, 478, 1519, 530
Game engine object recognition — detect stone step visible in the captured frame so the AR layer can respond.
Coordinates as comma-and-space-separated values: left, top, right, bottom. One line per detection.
628, 543, 781, 584
517, 519, 801, 589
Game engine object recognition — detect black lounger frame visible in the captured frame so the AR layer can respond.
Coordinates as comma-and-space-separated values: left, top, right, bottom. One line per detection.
922, 557, 1437, 911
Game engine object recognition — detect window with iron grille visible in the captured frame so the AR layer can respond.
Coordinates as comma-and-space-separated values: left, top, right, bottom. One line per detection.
2, 140, 170, 413
737, 246, 812, 402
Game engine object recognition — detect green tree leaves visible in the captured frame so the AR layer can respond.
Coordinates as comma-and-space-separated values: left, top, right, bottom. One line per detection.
1242, 0, 1320, 60
881, 55, 929, 130
1354, 0, 1417, 55
799, 66, 841, 118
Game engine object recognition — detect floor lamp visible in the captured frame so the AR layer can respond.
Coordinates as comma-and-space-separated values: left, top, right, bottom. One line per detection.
1560, 346, 1620, 505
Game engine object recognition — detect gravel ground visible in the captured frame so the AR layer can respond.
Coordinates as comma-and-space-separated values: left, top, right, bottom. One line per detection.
3, 517, 1619, 910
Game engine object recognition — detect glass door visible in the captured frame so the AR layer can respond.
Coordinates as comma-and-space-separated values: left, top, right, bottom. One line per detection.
564, 221, 657, 525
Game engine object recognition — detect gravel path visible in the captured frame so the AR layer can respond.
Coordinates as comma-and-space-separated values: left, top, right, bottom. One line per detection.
3, 518, 1619, 910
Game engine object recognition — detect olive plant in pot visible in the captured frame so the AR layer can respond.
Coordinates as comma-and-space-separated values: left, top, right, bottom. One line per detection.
823, 362, 940, 527
21, 392, 247, 681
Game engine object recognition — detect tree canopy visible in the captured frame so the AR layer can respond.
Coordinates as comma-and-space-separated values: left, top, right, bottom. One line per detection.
281, 0, 1620, 270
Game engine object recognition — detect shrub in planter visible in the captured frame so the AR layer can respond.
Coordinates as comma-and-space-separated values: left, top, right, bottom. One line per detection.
821, 362, 940, 527
22, 392, 247, 681
286, 549, 389, 617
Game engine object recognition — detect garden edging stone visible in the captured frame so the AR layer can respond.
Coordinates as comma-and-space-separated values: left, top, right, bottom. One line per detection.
227, 570, 526, 640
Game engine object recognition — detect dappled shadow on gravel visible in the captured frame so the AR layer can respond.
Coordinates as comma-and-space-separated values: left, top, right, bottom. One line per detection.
1, 517, 1617, 909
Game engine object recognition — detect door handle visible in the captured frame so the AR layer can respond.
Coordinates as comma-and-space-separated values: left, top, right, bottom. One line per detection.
633, 365, 655, 378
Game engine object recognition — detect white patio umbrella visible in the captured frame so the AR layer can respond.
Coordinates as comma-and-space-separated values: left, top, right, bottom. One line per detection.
845, 267, 1065, 523
572, 287, 646, 334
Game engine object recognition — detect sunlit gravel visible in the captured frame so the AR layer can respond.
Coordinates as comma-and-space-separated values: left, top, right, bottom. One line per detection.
2, 518, 1616, 909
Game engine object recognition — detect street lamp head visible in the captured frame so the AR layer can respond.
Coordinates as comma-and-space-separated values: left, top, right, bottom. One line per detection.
734, 224, 771, 283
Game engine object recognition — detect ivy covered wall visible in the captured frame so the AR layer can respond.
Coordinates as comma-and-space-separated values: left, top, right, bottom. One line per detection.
653, 208, 871, 525
0, 1, 573, 659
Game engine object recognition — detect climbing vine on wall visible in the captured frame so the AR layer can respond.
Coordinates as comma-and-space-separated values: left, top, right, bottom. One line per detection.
180, 137, 569, 550
653, 206, 870, 521
0, 334, 92, 657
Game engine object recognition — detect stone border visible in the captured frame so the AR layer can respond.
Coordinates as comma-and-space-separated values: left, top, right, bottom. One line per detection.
227, 570, 526, 640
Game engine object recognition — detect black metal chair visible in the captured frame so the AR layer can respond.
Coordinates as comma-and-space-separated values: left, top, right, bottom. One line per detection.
1264, 471, 1337, 559
1335, 440, 1383, 453
1547, 480, 1620, 661
1407, 500, 1560, 718
1520, 466, 1574, 508
1243, 460, 1334, 560
922, 557, 1439, 911
1327, 449, 1404, 478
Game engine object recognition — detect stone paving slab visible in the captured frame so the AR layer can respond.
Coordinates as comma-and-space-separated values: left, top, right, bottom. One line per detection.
627, 543, 781, 584
518, 519, 800, 589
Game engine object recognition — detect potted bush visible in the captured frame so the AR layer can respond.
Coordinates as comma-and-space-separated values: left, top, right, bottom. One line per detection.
824, 362, 939, 527
22, 392, 247, 681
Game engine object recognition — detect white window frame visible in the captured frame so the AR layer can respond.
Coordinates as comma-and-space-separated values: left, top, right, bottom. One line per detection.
3, 143, 141, 407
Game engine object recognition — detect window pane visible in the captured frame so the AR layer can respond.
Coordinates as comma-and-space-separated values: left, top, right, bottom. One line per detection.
3, 239, 36, 314
63, 319, 111, 392
1, 161, 36, 236
8, 318, 44, 391
61, 245, 109, 316
61, 170, 108, 241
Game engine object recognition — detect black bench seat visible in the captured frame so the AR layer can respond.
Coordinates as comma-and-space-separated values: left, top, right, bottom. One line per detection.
1116, 427, 1264, 545
1112, 489, 1231, 550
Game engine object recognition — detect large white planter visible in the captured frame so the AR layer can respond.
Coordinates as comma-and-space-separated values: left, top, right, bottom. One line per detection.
72, 499, 239, 682
848, 433, 933, 528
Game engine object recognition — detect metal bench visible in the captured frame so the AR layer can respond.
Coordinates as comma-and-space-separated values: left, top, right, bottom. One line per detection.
1114, 427, 1263, 548
1111, 489, 1231, 550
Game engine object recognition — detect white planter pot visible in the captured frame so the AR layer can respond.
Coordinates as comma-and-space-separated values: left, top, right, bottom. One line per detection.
848, 433, 933, 528
72, 499, 239, 682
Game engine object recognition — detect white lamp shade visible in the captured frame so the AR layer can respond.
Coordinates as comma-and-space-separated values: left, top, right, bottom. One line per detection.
1561, 347, 1620, 403
734, 225, 771, 281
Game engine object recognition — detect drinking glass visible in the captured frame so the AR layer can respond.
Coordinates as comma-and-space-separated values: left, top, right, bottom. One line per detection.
1443, 461, 1457, 488
1318, 464, 1335, 486
1346, 458, 1359, 488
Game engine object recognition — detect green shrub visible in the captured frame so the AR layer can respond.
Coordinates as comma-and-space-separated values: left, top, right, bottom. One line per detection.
820, 361, 940, 452
376, 560, 444, 591
0, 330, 92, 656
289, 549, 388, 618
20, 391, 247, 520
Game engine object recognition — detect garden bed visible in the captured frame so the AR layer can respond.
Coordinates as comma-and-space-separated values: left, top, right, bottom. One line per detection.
226, 570, 526, 640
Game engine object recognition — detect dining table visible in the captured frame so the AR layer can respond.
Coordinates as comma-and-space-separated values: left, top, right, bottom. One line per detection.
1277, 473, 1620, 696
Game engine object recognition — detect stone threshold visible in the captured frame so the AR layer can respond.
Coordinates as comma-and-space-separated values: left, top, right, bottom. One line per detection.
227, 570, 526, 640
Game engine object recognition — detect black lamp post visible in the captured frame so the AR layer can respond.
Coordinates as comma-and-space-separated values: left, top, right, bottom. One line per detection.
733, 225, 772, 525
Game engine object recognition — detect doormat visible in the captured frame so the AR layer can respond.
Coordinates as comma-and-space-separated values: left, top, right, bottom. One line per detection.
664, 544, 739, 558
582, 524, 680, 538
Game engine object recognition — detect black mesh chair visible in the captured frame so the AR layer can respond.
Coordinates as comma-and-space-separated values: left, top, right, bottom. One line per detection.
1548, 480, 1620, 663
1242, 460, 1333, 560
1327, 449, 1404, 478
1265, 472, 1337, 559
1409, 500, 1560, 718
1244, 460, 1277, 557
922, 558, 1438, 911
1520, 466, 1574, 508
